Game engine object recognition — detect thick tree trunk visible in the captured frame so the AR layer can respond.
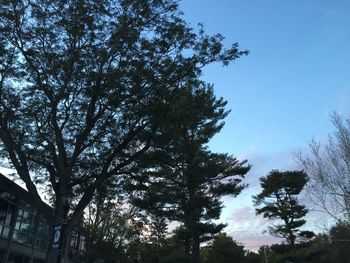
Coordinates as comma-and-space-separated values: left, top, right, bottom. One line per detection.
289, 232, 296, 253
45, 192, 71, 263
187, 169, 201, 263
45, 224, 55, 263
192, 233, 200, 263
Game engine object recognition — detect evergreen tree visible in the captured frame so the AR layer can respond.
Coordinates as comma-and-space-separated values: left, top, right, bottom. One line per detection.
0, 0, 246, 261
253, 170, 309, 249
202, 233, 246, 263
127, 85, 249, 263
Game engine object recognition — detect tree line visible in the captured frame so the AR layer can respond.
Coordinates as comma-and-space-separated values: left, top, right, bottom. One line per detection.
83, 114, 350, 263
0, 0, 349, 263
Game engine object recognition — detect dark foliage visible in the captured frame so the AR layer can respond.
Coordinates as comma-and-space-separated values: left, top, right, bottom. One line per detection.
125, 85, 250, 263
0, 0, 246, 260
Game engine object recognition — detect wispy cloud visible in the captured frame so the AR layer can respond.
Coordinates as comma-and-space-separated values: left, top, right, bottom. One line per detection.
325, 9, 335, 17
243, 150, 299, 189
232, 232, 282, 252
223, 205, 282, 251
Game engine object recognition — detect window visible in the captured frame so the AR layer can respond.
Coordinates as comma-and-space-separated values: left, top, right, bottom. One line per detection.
13, 202, 37, 246
0, 190, 15, 239
68, 231, 87, 261
78, 235, 87, 256
34, 218, 49, 251
68, 231, 79, 256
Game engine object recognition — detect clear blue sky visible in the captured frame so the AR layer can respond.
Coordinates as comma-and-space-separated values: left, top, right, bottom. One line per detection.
180, 0, 350, 155
180, 0, 350, 249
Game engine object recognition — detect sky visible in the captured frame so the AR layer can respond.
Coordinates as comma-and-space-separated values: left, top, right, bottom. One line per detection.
180, 0, 350, 250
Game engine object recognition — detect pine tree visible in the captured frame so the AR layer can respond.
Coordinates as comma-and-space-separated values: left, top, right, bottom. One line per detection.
253, 170, 309, 249
127, 85, 250, 263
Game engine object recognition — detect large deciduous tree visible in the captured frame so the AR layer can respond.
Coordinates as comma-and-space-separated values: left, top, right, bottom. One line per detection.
253, 170, 309, 249
127, 85, 249, 263
0, 0, 247, 261
296, 113, 350, 222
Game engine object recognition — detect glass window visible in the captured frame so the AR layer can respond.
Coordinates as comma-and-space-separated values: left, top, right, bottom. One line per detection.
0, 191, 15, 239
20, 210, 31, 233
34, 218, 49, 251
13, 202, 37, 246
68, 231, 87, 261
69, 231, 78, 254
78, 235, 87, 255
15, 208, 24, 230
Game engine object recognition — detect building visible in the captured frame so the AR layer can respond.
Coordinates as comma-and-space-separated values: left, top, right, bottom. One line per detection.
0, 174, 87, 263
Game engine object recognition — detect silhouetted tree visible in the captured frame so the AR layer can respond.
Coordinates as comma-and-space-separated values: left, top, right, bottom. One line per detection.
302, 234, 330, 263
127, 85, 249, 263
85, 182, 144, 263
329, 221, 350, 262
201, 233, 260, 263
0, 0, 246, 261
253, 170, 309, 249
202, 233, 245, 263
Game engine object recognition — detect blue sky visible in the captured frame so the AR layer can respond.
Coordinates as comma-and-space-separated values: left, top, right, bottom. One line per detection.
180, 0, 350, 249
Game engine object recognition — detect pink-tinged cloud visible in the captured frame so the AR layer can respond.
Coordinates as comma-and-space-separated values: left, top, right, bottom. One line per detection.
220, 205, 282, 251
231, 232, 281, 252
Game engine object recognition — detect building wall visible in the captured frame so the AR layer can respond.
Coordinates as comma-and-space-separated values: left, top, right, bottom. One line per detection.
0, 179, 86, 263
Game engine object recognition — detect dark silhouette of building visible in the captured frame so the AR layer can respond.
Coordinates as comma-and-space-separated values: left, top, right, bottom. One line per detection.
0, 174, 86, 263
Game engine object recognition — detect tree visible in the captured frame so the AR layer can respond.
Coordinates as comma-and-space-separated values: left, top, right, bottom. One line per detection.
328, 221, 350, 263
0, 0, 247, 261
126, 85, 250, 263
84, 182, 145, 263
201, 233, 260, 263
201, 233, 245, 263
253, 170, 309, 249
296, 113, 350, 222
